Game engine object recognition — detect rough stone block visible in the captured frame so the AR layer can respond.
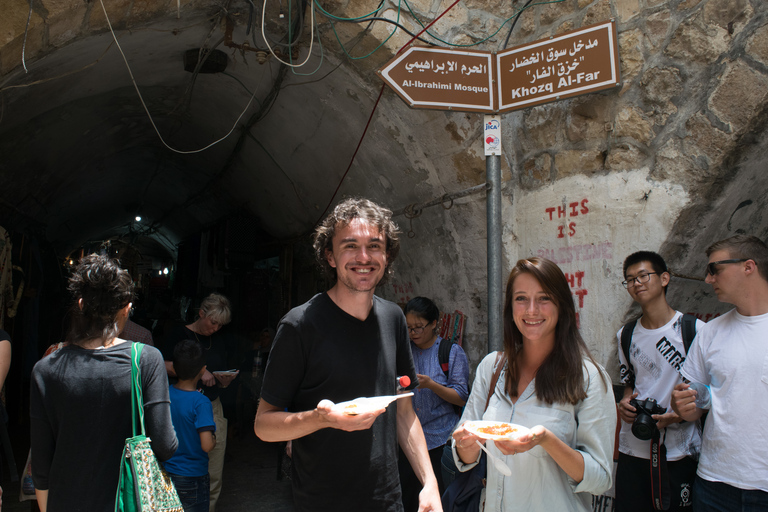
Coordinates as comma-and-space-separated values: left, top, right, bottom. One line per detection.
583, 0, 611, 28
131, 0, 175, 20
615, 106, 653, 144
0, 14, 45, 75
665, 17, 728, 64
745, 22, 768, 67
430, 2, 470, 37
577, 0, 593, 9
619, 29, 643, 82
605, 144, 645, 170
89, 0, 132, 30
703, 0, 752, 34
645, 10, 670, 48
557, 20, 575, 34
684, 112, 733, 165
522, 153, 552, 187
554, 149, 604, 177
677, 0, 703, 10
614, 0, 640, 23
641, 66, 683, 105
708, 59, 768, 133
1, 0, 44, 45
48, 3, 88, 48
540, 0, 574, 27
524, 105, 565, 148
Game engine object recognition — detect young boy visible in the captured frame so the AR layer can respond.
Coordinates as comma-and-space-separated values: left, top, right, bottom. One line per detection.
164, 339, 216, 512
616, 251, 703, 511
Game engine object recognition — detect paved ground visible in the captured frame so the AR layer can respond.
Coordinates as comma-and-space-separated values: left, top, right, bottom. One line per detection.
1, 429, 295, 512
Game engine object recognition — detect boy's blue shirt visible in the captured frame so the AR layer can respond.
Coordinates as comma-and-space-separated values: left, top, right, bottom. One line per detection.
163, 385, 216, 477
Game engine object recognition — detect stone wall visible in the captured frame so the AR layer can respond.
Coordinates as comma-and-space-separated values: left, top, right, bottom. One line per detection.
2, 0, 768, 380
372, 0, 768, 379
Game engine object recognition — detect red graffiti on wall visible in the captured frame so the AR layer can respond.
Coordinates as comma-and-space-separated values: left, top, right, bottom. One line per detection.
565, 270, 588, 329
544, 198, 589, 238
688, 312, 721, 323
392, 281, 414, 305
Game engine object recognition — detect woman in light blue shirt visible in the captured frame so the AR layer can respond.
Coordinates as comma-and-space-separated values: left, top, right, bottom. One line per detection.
452, 257, 616, 511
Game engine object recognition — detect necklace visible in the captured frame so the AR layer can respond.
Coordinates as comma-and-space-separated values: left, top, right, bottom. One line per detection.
192, 330, 212, 349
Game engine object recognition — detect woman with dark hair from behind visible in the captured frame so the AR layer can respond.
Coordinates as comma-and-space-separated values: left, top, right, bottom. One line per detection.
451, 257, 615, 511
398, 297, 469, 511
30, 253, 177, 512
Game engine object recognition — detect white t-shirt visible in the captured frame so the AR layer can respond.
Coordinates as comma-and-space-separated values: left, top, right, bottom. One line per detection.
617, 311, 703, 461
681, 309, 768, 492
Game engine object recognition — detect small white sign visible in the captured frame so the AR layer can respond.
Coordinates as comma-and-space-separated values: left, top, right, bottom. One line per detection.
484, 115, 502, 156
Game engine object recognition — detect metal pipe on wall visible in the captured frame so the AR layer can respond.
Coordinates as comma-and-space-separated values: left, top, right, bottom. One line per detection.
487, 154, 503, 353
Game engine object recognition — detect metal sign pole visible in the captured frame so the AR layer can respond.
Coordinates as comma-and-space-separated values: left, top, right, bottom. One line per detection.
484, 115, 503, 354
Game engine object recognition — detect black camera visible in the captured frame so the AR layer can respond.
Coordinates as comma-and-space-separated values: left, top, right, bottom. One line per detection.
629, 398, 666, 440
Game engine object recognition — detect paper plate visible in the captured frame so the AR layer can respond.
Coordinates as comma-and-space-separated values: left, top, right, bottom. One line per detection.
332, 392, 414, 416
463, 420, 529, 441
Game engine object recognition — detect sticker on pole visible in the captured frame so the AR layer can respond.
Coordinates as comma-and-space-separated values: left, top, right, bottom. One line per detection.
484, 115, 501, 156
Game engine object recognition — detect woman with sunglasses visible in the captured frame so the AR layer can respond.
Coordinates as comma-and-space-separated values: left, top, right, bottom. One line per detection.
398, 297, 469, 512
451, 257, 615, 511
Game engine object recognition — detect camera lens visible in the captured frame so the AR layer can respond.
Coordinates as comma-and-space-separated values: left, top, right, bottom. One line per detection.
631, 415, 657, 441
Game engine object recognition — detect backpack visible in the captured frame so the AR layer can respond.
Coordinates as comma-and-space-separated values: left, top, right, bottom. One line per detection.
620, 313, 697, 388
438, 338, 463, 416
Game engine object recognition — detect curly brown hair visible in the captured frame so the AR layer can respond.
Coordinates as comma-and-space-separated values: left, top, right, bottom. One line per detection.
67, 253, 134, 344
312, 197, 400, 284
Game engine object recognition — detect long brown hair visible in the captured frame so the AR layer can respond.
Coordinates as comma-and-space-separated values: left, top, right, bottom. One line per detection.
503, 257, 605, 405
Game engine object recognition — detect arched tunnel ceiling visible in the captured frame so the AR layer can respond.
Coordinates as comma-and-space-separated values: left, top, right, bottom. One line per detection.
0, 0, 458, 256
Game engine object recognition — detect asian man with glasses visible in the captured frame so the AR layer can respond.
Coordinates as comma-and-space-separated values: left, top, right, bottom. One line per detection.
615, 251, 704, 512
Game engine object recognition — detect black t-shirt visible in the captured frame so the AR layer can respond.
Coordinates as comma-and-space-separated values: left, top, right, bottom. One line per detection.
261, 293, 417, 512
161, 324, 227, 402
30, 342, 177, 511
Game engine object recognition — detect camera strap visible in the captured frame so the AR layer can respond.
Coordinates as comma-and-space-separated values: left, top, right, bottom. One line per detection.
649, 428, 670, 510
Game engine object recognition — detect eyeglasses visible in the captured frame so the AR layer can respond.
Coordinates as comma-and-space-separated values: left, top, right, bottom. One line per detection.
705, 259, 750, 276
622, 272, 658, 288
408, 325, 427, 335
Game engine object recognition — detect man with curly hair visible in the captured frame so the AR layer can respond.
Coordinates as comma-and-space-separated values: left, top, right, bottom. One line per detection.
254, 198, 442, 512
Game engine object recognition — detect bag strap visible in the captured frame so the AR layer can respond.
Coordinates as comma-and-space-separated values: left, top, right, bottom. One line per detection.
130, 342, 146, 437
620, 319, 637, 388
484, 351, 506, 412
680, 313, 697, 353
438, 338, 453, 378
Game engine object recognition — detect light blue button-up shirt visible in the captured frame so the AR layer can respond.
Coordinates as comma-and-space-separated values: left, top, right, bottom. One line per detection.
412, 337, 470, 450
453, 352, 616, 512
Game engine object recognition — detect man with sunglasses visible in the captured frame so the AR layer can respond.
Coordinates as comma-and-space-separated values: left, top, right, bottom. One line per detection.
672, 234, 768, 511
616, 251, 704, 511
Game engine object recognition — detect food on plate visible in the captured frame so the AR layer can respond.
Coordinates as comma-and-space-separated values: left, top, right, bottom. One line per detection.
464, 420, 529, 440
476, 424, 518, 436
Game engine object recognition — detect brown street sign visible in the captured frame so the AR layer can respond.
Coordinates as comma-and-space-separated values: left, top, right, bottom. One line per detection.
496, 20, 620, 113
378, 46, 495, 113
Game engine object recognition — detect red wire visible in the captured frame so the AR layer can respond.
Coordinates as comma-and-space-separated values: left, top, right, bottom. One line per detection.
312, 0, 463, 228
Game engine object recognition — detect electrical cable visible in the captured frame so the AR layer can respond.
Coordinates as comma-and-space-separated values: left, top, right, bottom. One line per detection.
22, 0, 33, 73
261, 0, 314, 67
313, 0, 386, 22
264, 0, 307, 48
97, 0, 260, 154
311, 0, 463, 229
327, 1, 403, 61
331, 17, 433, 45
291, 17, 325, 76
503, 0, 535, 49
399, 0, 564, 49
